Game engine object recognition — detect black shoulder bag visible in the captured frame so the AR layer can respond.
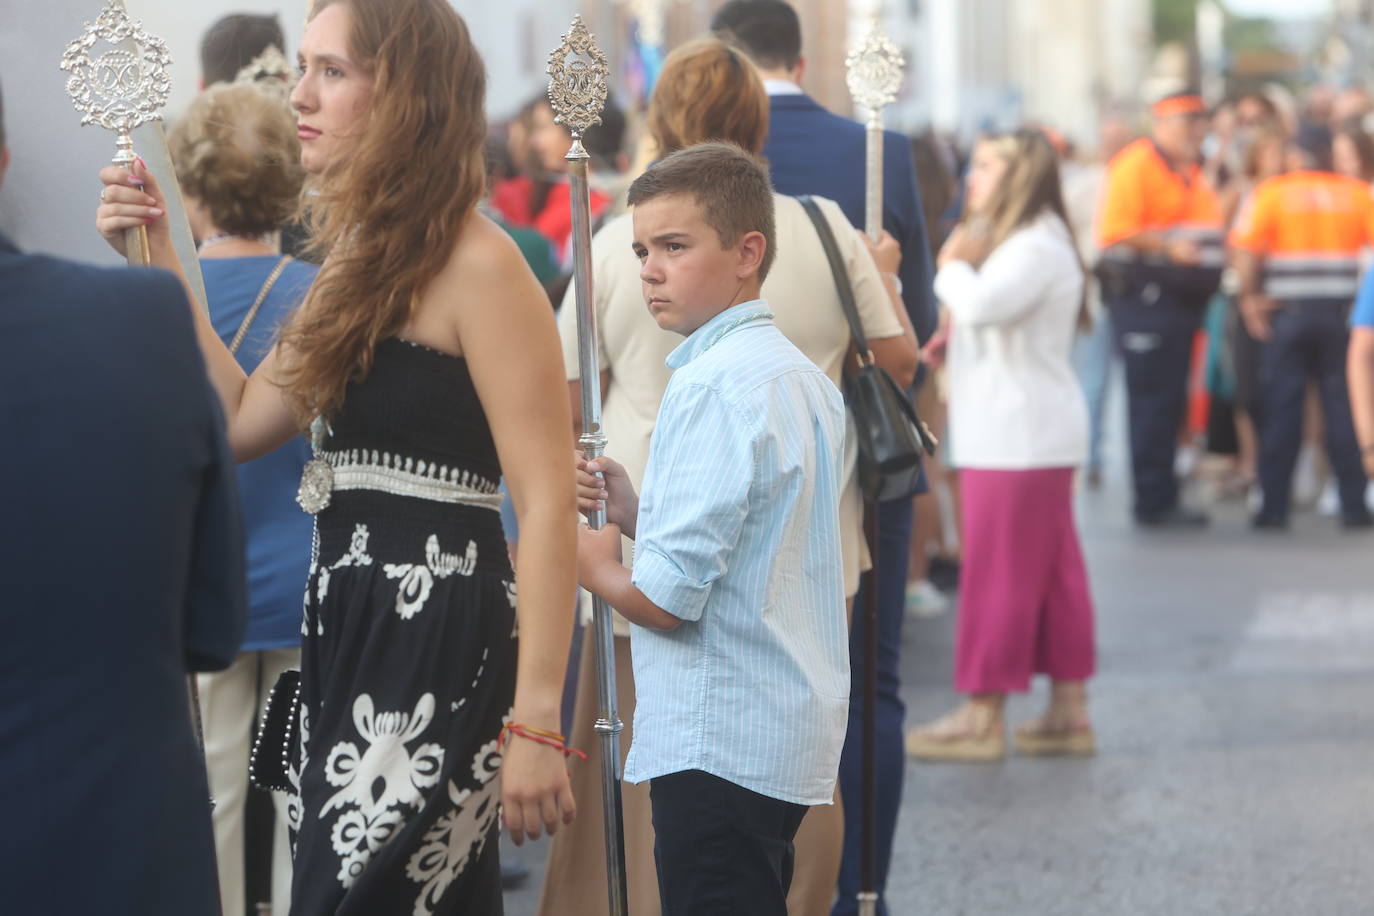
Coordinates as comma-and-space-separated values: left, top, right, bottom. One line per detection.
797, 195, 935, 502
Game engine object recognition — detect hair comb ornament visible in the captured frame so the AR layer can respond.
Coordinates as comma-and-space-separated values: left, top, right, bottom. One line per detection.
232, 43, 296, 100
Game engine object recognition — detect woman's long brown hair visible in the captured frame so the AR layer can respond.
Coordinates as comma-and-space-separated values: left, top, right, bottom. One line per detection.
278, 0, 487, 424
970, 128, 1091, 330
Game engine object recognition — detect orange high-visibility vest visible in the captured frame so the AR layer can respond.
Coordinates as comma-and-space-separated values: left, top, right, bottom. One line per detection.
1098, 138, 1224, 267
1229, 170, 1374, 301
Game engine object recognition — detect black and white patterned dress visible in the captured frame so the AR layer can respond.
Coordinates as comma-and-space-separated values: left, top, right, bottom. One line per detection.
288, 338, 516, 916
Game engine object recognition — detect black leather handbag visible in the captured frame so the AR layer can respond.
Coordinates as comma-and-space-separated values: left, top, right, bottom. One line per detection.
797, 196, 936, 502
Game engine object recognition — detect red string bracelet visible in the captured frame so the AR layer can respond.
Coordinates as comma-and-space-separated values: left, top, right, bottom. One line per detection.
501, 723, 588, 761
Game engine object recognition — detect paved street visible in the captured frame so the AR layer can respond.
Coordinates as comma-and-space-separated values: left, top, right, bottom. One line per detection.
503, 430, 1374, 915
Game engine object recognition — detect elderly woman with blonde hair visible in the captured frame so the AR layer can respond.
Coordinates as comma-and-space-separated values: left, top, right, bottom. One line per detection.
166, 81, 318, 916
537, 37, 919, 916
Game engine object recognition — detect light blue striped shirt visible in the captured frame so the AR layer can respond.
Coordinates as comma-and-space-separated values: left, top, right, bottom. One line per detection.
624, 300, 850, 806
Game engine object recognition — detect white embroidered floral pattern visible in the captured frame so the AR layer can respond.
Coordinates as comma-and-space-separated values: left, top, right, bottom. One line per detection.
333, 524, 375, 570
323, 694, 444, 819
404, 733, 505, 915
318, 693, 445, 890
382, 535, 479, 620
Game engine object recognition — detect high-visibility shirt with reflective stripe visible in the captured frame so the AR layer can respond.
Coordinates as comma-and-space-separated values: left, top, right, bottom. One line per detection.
1097, 138, 1224, 264
1229, 170, 1374, 301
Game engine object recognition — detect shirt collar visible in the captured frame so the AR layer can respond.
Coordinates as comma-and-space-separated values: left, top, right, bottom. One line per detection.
666, 299, 774, 370
762, 79, 804, 97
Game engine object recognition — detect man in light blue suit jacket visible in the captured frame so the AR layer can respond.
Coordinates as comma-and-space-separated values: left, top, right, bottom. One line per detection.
711, 4, 935, 915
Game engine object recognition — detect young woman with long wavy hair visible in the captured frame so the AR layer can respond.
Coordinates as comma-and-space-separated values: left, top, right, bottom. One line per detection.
96, 0, 577, 911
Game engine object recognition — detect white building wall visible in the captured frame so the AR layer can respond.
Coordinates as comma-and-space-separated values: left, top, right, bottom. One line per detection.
898, 0, 1150, 148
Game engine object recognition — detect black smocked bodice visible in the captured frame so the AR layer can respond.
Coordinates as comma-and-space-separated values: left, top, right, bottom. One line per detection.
310, 337, 510, 580
327, 337, 501, 482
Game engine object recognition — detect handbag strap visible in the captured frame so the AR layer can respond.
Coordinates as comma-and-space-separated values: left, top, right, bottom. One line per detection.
228, 256, 292, 355
797, 195, 872, 363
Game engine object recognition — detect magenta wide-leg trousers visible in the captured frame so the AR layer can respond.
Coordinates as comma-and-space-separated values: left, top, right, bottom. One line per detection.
955, 467, 1095, 694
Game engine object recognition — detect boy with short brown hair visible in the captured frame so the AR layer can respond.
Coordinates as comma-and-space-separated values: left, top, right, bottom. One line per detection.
576, 142, 848, 914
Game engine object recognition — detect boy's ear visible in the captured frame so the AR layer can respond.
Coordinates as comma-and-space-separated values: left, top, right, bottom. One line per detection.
736, 230, 767, 280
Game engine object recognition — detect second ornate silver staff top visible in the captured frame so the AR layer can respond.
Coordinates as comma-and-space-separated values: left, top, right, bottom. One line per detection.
846, 25, 905, 244
547, 16, 630, 916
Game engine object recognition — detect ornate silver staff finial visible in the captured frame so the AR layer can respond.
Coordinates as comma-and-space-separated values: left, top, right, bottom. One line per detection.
846, 26, 905, 122
60, 0, 172, 172
846, 23, 906, 243
232, 43, 296, 100
546, 15, 610, 150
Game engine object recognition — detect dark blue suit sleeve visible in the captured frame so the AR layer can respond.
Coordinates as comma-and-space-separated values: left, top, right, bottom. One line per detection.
885, 134, 938, 345
169, 293, 248, 672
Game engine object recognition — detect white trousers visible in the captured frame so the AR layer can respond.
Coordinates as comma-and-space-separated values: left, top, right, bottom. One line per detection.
197, 647, 300, 916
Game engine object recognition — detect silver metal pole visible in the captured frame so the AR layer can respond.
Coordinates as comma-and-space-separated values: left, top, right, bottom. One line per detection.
864, 114, 884, 244
548, 17, 629, 916
846, 24, 905, 916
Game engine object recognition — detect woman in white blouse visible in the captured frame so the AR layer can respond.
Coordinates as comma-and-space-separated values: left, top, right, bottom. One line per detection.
905, 128, 1097, 762
538, 38, 918, 916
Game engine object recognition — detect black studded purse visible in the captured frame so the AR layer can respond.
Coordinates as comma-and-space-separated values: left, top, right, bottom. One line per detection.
249, 669, 302, 792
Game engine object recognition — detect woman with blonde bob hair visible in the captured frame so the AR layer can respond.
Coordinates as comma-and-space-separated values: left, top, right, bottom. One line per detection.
540, 36, 918, 916
97, 0, 579, 912
905, 128, 1098, 763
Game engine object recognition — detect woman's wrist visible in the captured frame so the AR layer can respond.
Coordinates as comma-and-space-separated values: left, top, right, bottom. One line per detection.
883, 272, 904, 296
510, 696, 562, 730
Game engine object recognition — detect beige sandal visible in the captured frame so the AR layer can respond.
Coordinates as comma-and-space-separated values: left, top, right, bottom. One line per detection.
904, 704, 1005, 762
1013, 712, 1095, 757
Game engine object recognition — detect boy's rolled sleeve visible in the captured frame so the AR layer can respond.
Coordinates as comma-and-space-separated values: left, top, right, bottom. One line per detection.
630, 383, 756, 623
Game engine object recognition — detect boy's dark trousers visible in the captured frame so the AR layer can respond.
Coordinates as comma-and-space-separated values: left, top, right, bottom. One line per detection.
1255, 299, 1369, 523
650, 769, 809, 915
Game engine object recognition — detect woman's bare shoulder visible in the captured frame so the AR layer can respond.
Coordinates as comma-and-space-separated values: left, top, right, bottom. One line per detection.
446, 211, 535, 288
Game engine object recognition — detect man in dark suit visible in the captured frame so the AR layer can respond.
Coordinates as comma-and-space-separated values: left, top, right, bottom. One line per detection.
0, 82, 247, 914
711, 5, 935, 915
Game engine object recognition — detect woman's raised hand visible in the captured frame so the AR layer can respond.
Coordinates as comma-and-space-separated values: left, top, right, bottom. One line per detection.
94, 158, 170, 259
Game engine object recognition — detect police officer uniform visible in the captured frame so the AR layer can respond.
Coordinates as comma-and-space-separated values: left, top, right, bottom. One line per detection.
1097, 93, 1224, 525
1230, 168, 1374, 527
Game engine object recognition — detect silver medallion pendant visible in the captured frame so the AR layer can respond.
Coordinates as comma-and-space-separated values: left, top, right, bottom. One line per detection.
297, 458, 334, 515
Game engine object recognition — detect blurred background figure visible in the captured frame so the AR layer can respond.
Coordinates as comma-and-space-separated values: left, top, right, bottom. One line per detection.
1066, 115, 1135, 491
1332, 124, 1374, 184
1096, 90, 1223, 528
905, 128, 962, 619
1230, 133, 1373, 530
200, 12, 286, 89
165, 81, 317, 916
489, 94, 626, 265
905, 129, 1095, 762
